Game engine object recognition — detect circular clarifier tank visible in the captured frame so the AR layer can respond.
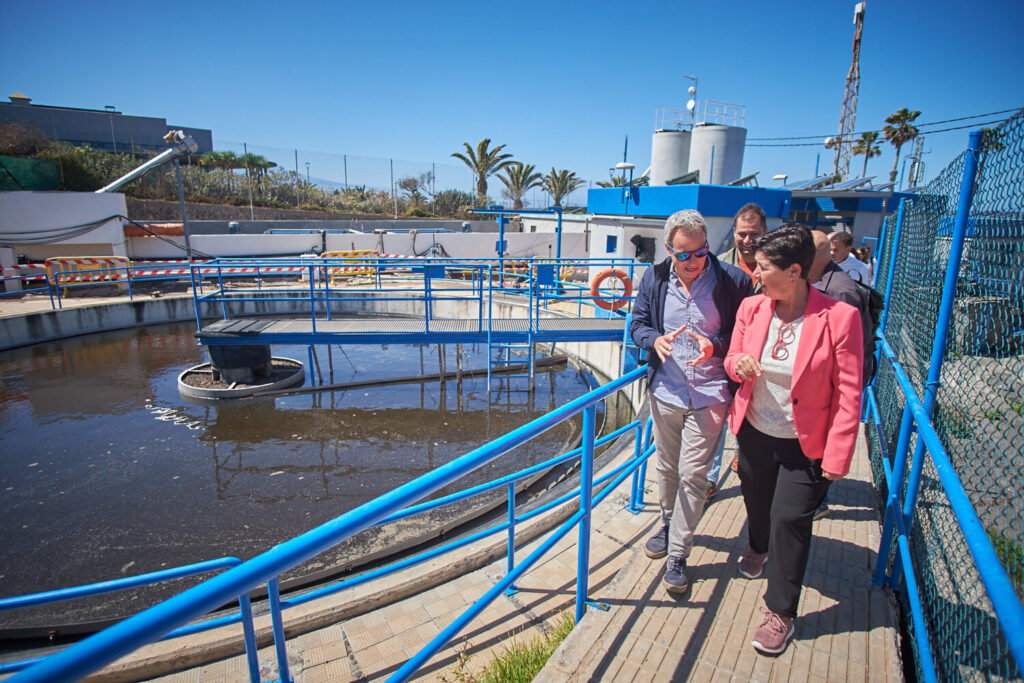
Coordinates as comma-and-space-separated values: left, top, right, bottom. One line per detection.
0, 321, 599, 636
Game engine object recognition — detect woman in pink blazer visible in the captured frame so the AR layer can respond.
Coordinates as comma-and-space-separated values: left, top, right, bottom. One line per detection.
723, 225, 863, 656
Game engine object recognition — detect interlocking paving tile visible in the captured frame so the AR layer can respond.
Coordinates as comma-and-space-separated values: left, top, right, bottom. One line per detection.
302, 639, 348, 667
345, 619, 394, 653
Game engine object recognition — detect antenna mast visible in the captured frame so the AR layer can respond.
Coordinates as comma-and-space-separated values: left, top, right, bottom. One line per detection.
834, 2, 866, 180
906, 135, 926, 187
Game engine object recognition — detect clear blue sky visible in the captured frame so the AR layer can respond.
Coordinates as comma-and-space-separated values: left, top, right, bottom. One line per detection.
2, 0, 1021, 205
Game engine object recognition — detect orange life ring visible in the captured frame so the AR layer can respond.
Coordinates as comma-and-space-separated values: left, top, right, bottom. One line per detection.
590, 268, 633, 311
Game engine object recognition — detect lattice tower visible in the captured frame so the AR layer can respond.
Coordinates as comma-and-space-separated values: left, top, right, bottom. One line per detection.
907, 135, 926, 187
834, 3, 866, 180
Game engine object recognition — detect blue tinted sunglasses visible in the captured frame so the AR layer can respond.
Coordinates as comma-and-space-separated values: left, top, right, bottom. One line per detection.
666, 243, 710, 261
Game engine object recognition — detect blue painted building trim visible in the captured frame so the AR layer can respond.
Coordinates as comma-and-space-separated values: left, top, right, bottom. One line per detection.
586, 185, 792, 219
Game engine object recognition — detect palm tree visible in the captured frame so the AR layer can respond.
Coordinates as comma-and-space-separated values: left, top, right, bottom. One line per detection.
239, 153, 276, 180
596, 175, 626, 188
200, 150, 241, 192
498, 162, 542, 210
883, 108, 921, 183
451, 138, 514, 198
852, 131, 882, 178
541, 168, 585, 208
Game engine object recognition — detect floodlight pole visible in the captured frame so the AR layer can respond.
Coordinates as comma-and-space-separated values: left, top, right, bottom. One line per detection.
173, 159, 193, 262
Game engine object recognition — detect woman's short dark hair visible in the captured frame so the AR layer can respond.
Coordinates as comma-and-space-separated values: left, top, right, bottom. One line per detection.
754, 225, 815, 279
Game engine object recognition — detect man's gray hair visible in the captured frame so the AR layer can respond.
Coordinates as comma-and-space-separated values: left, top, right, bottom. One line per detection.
663, 209, 707, 244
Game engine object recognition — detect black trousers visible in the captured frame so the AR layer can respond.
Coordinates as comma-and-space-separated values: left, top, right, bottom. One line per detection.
736, 419, 831, 619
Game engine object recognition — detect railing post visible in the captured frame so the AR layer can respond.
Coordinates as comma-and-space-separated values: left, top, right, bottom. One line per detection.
505, 482, 517, 595
189, 265, 202, 330
310, 262, 320, 333
628, 420, 645, 513
872, 402, 917, 587
575, 404, 596, 623
238, 592, 261, 683
217, 264, 228, 320
424, 263, 432, 330
267, 578, 292, 683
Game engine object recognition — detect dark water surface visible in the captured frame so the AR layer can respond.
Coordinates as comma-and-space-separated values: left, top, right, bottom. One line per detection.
0, 322, 590, 630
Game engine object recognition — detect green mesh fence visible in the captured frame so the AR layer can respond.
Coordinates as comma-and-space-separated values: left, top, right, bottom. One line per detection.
0, 154, 60, 190
867, 110, 1023, 681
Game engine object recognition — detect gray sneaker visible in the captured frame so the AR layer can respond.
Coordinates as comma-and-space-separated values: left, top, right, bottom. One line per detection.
662, 555, 690, 594
644, 523, 669, 559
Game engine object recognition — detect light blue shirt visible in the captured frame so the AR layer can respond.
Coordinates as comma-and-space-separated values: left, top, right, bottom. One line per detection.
651, 264, 731, 409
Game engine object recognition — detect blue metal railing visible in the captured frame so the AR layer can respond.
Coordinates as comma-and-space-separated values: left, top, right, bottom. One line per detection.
188, 255, 640, 330
6, 254, 642, 319
865, 129, 1024, 681
11, 365, 649, 683
0, 558, 259, 678
0, 272, 56, 309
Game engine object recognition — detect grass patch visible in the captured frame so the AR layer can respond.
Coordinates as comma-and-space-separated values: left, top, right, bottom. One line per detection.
445, 611, 575, 682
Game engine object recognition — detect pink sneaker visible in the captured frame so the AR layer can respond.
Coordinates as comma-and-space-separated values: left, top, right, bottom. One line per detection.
751, 608, 795, 655
738, 546, 768, 579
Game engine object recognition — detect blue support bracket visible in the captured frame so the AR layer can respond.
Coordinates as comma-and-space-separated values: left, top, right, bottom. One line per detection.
585, 599, 610, 612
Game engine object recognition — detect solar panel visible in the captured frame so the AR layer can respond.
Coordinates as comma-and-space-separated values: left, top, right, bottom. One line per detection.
828, 176, 874, 191
785, 176, 833, 190
728, 172, 760, 187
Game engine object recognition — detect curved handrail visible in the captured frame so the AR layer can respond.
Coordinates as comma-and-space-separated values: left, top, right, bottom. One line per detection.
14, 366, 647, 683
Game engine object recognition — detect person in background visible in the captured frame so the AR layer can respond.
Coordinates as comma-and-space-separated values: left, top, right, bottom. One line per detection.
829, 230, 871, 284
724, 225, 863, 655
630, 209, 753, 595
807, 228, 873, 519
810, 229, 873, 387
710, 202, 768, 492
852, 246, 875, 284
718, 202, 766, 289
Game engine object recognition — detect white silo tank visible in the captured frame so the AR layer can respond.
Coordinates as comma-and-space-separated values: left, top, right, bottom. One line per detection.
649, 130, 691, 186
688, 124, 747, 185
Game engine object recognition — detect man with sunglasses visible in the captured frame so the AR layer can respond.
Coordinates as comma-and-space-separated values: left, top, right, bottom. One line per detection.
630, 209, 754, 595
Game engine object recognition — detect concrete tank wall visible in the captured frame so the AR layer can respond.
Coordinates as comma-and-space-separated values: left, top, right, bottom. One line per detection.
123, 232, 588, 261
688, 125, 747, 186
649, 130, 691, 186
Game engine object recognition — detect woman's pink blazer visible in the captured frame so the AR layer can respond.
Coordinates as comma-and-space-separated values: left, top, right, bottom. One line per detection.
724, 285, 864, 476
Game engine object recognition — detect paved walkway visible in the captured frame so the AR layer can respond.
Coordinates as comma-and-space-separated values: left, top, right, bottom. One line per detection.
538, 433, 903, 683
136, 431, 901, 683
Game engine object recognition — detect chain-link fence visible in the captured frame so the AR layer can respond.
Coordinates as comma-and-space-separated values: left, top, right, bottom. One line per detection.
868, 110, 1023, 681
0, 154, 59, 190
